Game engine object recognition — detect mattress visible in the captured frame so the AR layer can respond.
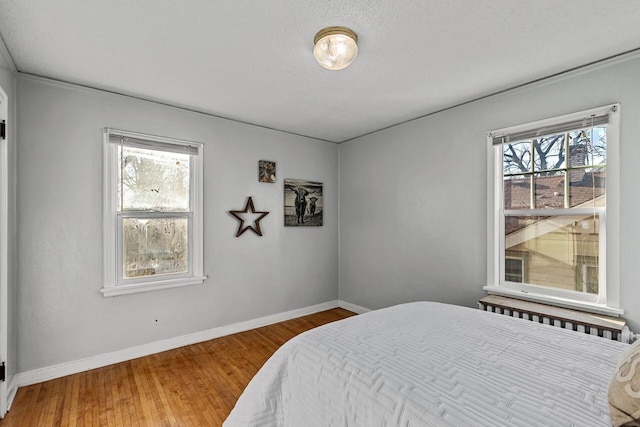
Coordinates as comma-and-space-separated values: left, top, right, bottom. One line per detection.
224, 301, 628, 426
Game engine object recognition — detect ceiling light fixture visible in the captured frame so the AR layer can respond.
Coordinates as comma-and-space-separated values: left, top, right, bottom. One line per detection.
313, 26, 358, 71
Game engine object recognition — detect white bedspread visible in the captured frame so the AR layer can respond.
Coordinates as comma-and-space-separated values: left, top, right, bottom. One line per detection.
224, 302, 627, 426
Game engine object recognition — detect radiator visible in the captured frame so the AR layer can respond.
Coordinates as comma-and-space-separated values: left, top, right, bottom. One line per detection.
478, 295, 631, 344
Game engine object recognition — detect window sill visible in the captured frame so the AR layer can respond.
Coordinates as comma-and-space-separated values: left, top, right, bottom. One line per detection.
483, 285, 624, 317
102, 276, 207, 297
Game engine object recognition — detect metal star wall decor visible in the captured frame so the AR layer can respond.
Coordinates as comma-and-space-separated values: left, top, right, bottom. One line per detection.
229, 197, 270, 237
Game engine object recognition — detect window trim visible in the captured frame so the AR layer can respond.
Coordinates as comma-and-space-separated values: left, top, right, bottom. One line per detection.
485, 104, 622, 316
102, 128, 206, 297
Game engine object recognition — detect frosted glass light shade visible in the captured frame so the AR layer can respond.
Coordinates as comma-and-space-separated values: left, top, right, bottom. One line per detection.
313, 26, 358, 71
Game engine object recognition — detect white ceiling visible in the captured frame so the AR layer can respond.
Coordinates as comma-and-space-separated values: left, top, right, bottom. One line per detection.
1, 1, 640, 143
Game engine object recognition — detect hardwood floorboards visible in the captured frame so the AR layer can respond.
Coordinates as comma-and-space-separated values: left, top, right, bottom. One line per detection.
0, 308, 356, 427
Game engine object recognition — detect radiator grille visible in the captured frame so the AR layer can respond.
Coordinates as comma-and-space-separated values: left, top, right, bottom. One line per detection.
479, 296, 630, 344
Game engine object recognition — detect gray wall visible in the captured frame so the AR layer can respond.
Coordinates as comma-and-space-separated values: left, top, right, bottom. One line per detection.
16, 76, 339, 372
12, 50, 640, 375
339, 53, 640, 332
0, 51, 17, 391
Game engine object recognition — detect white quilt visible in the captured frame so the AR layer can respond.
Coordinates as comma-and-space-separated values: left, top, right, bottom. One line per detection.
224, 302, 627, 426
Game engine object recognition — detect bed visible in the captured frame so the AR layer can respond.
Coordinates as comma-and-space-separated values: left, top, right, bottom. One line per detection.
224, 301, 640, 426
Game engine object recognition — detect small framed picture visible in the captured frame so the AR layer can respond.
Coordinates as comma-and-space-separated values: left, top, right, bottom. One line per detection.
284, 178, 323, 227
258, 160, 276, 183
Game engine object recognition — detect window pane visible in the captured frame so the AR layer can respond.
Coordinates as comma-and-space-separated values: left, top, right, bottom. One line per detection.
504, 175, 530, 210
533, 135, 566, 172
119, 146, 190, 211
534, 171, 564, 209
504, 214, 599, 294
569, 127, 606, 168
503, 141, 531, 175
123, 217, 188, 278
503, 127, 606, 211
569, 167, 606, 208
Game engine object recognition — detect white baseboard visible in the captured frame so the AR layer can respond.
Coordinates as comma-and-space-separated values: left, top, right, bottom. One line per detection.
339, 300, 371, 314
12, 300, 345, 389
6, 376, 17, 412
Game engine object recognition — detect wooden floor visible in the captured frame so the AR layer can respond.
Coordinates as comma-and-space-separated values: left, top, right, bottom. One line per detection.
0, 308, 355, 427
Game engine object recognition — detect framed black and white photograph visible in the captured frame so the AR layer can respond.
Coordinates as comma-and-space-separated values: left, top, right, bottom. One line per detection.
284, 178, 323, 227
258, 160, 276, 183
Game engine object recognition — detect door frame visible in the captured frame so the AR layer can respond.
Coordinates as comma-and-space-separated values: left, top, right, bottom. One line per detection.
0, 84, 9, 417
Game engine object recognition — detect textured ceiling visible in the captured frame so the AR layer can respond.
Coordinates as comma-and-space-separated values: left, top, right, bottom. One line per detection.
1, 1, 640, 143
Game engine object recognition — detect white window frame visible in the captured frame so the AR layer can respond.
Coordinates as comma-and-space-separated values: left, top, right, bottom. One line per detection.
485, 104, 622, 316
103, 128, 206, 297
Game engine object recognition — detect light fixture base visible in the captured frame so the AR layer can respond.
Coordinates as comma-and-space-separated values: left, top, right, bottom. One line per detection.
313, 26, 358, 45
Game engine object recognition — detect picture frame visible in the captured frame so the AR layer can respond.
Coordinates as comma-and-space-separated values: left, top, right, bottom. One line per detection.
284, 178, 323, 227
258, 160, 276, 183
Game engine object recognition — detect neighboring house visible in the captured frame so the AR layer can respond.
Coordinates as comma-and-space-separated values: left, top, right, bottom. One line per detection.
504, 170, 605, 294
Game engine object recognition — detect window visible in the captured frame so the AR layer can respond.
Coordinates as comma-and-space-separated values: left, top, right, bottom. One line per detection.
505, 251, 528, 283
485, 104, 622, 316
577, 256, 598, 294
103, 128, 206, 296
